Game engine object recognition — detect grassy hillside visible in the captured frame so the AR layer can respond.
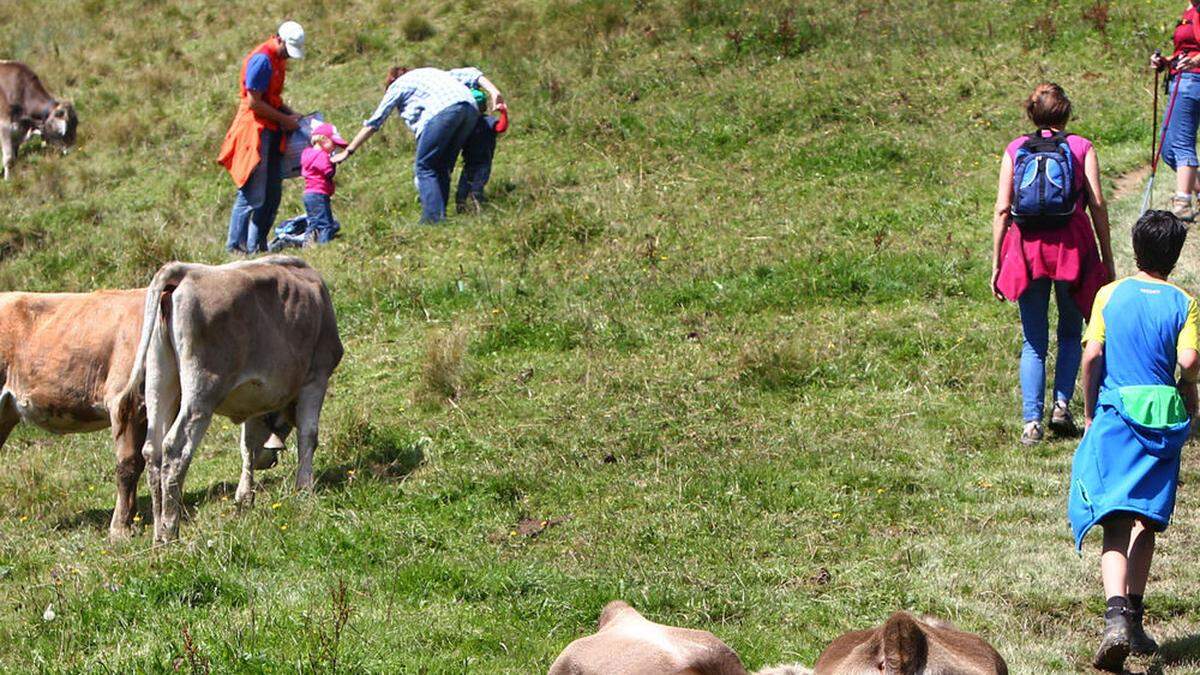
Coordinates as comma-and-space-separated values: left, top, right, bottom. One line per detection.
0, 0, 1196, 671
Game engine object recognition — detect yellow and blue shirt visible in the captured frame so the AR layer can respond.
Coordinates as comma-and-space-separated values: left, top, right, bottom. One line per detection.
1069, 276, 1200, 549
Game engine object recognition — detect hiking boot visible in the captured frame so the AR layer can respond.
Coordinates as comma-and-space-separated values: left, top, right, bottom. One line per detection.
1020, 421, 1044, 446
1129, 607, 1159, 655
1172, 195, 1195, 222
1049, 401, 1077, 437
1093, 611, 1132, 672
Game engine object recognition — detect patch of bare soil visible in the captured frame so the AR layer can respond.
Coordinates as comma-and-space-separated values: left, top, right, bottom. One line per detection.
1112, 165, 1153, 202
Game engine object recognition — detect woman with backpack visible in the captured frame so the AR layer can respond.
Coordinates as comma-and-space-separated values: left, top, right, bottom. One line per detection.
1151, 1, 1200, 221
991, 83, 1115, 445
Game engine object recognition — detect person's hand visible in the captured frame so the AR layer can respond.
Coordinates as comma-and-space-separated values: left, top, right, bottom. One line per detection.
280, 113, 302, 132
492, 93, 505, 110
1179, 53, 1200, 71
331, 149, 351, 164
496, 102, 508, 113
990, 266, 1005, 301
1151, 52, 1167, 71
1084, 416, 1093, 432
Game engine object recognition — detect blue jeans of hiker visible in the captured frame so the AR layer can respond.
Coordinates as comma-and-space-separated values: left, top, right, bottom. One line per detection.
303, 192, 339, 243
226, 128, 283, 253
1018, 278, 1083, 422
1162, 72, 1200, 170
456, 116, 497, 209
414, 102, 479, 223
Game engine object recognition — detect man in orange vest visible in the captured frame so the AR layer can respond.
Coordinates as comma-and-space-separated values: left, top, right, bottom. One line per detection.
218, 21, 305, 254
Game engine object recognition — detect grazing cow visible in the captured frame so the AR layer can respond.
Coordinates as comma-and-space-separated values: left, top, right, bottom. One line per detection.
0, 61, 77, 180
0, 289, 146, 539
117, 256, 343, 543
813, 612, 1007, 675
549, 600, 810, 675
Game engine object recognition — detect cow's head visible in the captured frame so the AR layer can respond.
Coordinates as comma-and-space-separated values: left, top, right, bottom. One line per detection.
40, 101, 77, 150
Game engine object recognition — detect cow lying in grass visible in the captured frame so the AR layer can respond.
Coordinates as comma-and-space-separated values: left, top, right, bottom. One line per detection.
813, 612, 1007, 675
548, 600, 810, 675
117, 256, 343, 542
0, 289, 146, 539
0, 61, 77, 180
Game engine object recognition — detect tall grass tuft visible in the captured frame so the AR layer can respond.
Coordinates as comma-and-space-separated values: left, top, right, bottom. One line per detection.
419, 326, 470, 403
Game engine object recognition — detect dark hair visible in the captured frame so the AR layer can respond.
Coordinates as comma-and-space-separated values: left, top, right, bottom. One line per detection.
1133, 210, 1189, 276
384, 66, 409, 90
1025, 82, 1072, 129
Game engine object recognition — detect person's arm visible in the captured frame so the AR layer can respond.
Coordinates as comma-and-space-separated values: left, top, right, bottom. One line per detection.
1082, 146, 1116, 280
991, 153, 1014, 301
1082, 340, 1105, 430
476, 75, 504, 109
1181, 349, 1200, 418
332, 126, 376, 164
248, 90, 300, 131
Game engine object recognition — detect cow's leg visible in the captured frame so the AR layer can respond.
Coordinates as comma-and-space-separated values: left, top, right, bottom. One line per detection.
0, 395, 21, 449
108, 417, 147, 541
157, 401, 214, 543
235, 415, 276, 508
293, 379, 331, 492
0, 122, 16, 181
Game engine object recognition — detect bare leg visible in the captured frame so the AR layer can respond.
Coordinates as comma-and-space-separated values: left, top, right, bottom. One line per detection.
1101, 517, 1134, 601
1180, 166, 1198, 197
1126, 518, 1156, 597
157, 404, 214, 543
293, 381, 329, 491
108, 417, 147, 540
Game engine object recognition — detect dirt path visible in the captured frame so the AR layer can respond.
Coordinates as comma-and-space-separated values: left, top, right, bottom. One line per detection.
1108, 163, 1200, 290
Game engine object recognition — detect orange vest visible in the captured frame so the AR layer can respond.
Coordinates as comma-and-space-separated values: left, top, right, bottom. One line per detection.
216, 39, 287, 187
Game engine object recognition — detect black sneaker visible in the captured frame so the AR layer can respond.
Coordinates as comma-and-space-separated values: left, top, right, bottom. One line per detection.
1129, 607, 1159, 655
1093, 610, 1131, 672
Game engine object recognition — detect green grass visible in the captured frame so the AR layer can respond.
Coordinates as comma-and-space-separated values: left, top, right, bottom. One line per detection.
1, 0, 1199, 671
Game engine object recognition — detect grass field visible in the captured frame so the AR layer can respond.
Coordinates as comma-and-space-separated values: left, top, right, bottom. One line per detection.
2, 0, 1200, 671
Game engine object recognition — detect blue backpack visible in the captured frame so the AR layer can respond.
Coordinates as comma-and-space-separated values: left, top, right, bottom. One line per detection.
1010, 130, 1079, 229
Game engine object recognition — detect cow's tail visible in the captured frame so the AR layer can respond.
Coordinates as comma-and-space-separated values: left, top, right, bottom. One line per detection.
880, 612, 927, 675
115, 262, 190, 437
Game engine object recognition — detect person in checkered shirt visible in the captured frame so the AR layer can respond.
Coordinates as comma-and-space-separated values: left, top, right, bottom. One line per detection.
334, 66, 504, 223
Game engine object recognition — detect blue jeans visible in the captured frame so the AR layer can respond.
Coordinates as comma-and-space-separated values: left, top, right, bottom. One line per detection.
456, 116, 497, 209
1162, 72, 1200, 170
414, 102, 479, 223
1017, 278, 1083, 422
303, 192, 340, 243
226, 128, 283, 253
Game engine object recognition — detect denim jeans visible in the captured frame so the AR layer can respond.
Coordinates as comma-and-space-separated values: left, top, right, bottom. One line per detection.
303, 192, 340, 243
1017, 278, 1083, 421
1162, 72, 1200, 170
226, 128, 283, 253
456, 116, 497, 209
414, 102, 479, 223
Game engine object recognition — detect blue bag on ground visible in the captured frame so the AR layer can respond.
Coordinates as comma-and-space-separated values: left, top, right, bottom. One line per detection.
1010, 129, 1078, 229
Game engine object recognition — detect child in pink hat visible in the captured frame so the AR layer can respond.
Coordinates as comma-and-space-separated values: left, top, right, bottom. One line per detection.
300, 122, 348, 243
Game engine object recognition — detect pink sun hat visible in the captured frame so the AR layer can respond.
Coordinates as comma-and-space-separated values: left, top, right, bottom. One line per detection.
312, 122, 348, 147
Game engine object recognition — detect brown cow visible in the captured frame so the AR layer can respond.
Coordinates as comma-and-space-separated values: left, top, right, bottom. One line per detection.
0, 289, 145, 539
117, 256, 343, 542
813, 612, 1006, 675
548, 600, 811, 675
0, 61, 77, 180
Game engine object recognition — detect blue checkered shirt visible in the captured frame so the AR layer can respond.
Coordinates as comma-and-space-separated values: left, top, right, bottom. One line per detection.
363, 67, 482, 138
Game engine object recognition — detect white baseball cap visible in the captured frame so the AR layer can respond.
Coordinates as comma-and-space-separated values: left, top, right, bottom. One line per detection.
278, 21, 305, 59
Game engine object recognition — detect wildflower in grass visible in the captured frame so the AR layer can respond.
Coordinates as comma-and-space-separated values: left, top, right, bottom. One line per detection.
271, 502, 282, 510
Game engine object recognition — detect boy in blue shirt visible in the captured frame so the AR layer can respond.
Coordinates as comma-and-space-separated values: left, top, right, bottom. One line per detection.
1070, 210, 1200, 671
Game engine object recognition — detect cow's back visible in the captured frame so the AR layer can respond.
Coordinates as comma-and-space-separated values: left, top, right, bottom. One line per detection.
0, 289, 145, 431
167, 257, 341, 421
0, 61, 48, 119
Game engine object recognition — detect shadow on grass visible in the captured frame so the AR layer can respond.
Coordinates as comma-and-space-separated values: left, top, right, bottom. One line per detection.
56, 442, 425, 532
1125, 635, 1200, 674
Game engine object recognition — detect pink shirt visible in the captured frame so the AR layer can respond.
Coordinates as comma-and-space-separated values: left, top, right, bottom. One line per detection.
301, 146, 336, 196
995, 132, 1108, 320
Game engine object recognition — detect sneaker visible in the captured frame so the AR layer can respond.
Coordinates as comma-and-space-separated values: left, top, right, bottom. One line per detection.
1049, 401, 1077, 437
1129, 607, 1159, 655
1093, 610, 1131, 672
1172, 195, 1195, 222
1020, 421, 1044, 446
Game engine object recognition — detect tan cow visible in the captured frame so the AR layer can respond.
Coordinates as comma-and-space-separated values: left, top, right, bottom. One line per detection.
0, 61, 77, 180
548, 600, 811, 675
117, 256, 343, 543
813, 612, 1006, 675
0, 289, 145, 538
